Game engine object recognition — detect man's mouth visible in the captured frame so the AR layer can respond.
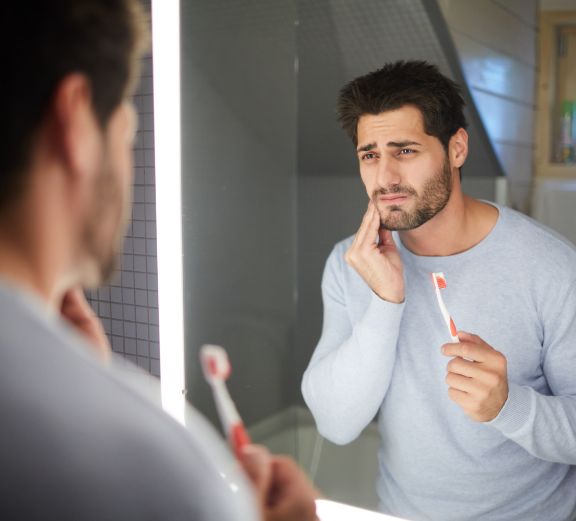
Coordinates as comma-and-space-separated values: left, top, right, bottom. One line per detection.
378, 194, 409, 204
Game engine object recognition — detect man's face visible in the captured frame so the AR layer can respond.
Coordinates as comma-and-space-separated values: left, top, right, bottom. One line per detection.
83, 101, 137, 286
356, 105, 454, 231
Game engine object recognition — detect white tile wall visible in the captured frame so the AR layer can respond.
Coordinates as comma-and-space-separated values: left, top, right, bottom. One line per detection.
438, 0, 537, 66
87, 1, 159, 377
450, 32, 535, 105
472, 90, 535, 145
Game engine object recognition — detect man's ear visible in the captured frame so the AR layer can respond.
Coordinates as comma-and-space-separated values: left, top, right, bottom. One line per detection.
449, 128, 468, 169
50, 73, 101, 181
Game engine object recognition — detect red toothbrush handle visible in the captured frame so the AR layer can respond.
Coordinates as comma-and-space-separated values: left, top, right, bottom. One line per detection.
449, 317, 458, 338
231, 423, 251, 459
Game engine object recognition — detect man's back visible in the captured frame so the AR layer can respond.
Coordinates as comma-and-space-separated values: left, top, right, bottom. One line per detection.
0, 281, 259, 520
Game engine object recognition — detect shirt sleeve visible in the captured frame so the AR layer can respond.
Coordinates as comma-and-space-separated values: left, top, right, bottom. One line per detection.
488, 280, 576, 464
301, 244, 404, 445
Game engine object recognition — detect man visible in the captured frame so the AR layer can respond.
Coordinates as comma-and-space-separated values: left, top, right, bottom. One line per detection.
0, 2, 317, 520
302, 60, 576, 520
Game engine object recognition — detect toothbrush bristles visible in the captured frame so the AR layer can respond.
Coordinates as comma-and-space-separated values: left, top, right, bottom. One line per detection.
433, 272, 447, 289
200, 344, 232, 381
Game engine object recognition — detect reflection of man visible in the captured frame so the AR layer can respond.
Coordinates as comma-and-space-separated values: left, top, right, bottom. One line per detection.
302, 61, 576, 520
0, 2, 317, 520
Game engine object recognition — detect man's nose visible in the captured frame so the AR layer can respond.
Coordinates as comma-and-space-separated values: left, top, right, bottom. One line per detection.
375, 156, 401, 189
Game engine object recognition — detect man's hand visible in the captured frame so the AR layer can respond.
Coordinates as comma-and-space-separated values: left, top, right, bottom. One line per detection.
442, 331, 509, 422
344, 202, 404, 303
60, 287, 111, 361
239, 444, 319, 521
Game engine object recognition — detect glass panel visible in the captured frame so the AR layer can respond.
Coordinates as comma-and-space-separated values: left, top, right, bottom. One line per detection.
180, 0, 299, 455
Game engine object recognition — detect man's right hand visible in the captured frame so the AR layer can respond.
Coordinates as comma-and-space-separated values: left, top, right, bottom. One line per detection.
344, 201, 404, 303
239, 444, 319, 521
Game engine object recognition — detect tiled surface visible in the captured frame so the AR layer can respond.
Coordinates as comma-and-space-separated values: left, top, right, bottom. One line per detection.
87, 2, 159, 377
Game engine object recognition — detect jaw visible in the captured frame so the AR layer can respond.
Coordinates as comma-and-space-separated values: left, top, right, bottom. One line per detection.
376, 200, 417, 230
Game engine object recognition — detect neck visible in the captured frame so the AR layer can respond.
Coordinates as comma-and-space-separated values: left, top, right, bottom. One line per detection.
0, 175, 80, 310
398, 192, 499, 257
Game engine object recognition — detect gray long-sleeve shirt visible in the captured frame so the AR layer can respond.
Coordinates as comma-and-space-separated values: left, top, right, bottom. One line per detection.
0, 280, 259, 520
302, 204, 576, 521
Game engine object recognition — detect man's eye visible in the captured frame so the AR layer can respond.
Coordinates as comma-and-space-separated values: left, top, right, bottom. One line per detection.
361, 152, 377, 161
399, 148, 415, 155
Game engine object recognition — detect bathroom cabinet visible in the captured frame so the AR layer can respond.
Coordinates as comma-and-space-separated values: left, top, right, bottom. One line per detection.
536, 10, 576, 178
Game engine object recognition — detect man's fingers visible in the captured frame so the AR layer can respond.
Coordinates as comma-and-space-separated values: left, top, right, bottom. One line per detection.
239, 444, 272, 504
446, 356, 482, 378
60, 286, 111, 359
445, 371, 476, 394
377, 226, 395, 246
61, 287, 94, 322
443, 332, 509, 422
351, 202, 380, 251
442, 336, 491, 363
350, 203, 373, 248
267, 456, 319, 521
447, 386, 472, 405
443, 337, 507, 372
377, 227, 398, 254
240, 448, 320, 521
457, 331, 483, 344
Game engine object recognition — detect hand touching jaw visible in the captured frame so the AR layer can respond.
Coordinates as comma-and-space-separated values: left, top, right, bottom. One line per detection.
345, 202, 404, 304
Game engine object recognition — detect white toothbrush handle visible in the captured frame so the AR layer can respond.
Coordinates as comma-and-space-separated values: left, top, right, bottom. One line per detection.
211, 381, 242, 436
434, 286, 459, 343
210, 381, 251, 458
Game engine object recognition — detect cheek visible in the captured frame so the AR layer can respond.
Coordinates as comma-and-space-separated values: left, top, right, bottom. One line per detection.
359, 168, 375, 196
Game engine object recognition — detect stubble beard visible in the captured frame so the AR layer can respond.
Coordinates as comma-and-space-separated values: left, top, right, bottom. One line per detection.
82, 155, 130, 288
375, 160, 453, 231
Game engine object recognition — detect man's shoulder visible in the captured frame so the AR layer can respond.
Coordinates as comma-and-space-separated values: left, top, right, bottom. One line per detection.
0, 284, 257, 520
330, 234, 355, 258
321, 235, 355, 277
321, 234, 367, 294
501, 206, 576, 260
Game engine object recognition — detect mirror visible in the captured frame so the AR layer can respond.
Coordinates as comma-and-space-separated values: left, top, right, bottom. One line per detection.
178, 0, 538, 511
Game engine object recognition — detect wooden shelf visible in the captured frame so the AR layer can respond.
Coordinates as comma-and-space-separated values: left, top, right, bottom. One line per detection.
536, 10, 576, 179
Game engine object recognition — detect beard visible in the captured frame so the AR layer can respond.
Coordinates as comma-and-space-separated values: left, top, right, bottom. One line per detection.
374, 159, 453, 231
82, 151, 131, 288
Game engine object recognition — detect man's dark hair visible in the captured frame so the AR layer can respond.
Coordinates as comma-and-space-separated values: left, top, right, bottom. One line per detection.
337, 60, 467, 150
0, 0, 149, 210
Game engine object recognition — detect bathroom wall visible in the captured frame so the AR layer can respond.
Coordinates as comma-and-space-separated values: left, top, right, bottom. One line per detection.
86, 0, 160, 378
438, 0, 538, 212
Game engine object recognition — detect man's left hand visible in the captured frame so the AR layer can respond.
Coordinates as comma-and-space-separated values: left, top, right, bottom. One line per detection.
442, 331, 508, 422
60, 287, 111, 361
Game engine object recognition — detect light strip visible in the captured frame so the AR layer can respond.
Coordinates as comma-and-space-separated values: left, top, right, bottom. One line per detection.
151, 0, 185, 424
315, 500, 409, 521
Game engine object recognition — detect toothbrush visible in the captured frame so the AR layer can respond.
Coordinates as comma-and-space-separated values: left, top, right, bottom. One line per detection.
200, 344, 251, 459
431, 272, 459, 343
